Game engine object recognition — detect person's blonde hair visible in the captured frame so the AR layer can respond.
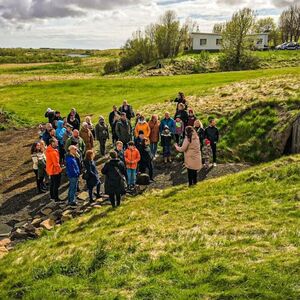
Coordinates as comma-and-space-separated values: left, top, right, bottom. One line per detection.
194, 119, 203, 129
116, 141, 123, 147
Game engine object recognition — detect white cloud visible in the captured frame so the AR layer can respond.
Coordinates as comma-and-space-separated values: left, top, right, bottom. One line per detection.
0, 0, 295, 49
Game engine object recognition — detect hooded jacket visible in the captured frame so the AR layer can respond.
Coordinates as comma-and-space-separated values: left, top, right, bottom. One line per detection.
46, 145, 62, 176
148, 119, 160, 143
134, 121, 150, 138
55, 120, 66, 146
160, 118, 175, 134
115, 120, 132, 144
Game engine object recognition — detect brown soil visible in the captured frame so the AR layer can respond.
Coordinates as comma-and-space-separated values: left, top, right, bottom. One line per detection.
0, 127, 250, 227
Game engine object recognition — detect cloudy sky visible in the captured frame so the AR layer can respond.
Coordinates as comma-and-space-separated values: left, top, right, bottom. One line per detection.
0, 0, 297, 49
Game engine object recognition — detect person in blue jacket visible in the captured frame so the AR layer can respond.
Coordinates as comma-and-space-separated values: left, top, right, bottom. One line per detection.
160, 112, 176, 134
66, 145, 80, 206
55, 120, 66, 164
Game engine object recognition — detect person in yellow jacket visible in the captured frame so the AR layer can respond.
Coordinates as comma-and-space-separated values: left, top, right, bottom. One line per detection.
134, 115, 150, 138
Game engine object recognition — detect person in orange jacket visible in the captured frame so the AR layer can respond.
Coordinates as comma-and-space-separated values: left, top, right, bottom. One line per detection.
134, 115, 150, 138
124, 141, 141, 188
46, 138, 62, 201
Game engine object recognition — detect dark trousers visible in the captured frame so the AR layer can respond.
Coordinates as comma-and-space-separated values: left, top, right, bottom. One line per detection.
58, 144, 65, 164
211, 142, 217, 163
139, 161, 154, 180
50, 173, 61, 200
88, 183, 101, 201
109, 193, 121, 208
99, 139, 107, 156
33, 170, 44, 192
187, 169, 198, 186
175, 134, 182, 145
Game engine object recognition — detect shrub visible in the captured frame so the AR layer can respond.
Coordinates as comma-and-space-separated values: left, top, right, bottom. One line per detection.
104, 60, 119, 74
219, 52, 260, 71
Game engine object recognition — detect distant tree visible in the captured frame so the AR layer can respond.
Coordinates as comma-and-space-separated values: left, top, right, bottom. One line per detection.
253, 17, 280, 46
279, 5, 300, 42
219, 8, 259, 70
181, 18, 198, 50
213, 23, 225, 34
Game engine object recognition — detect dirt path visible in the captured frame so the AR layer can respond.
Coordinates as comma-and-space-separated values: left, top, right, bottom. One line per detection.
0, 128, 250, 228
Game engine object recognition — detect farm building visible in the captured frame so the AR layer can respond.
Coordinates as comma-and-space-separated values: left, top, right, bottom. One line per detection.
191, 32, 269, 51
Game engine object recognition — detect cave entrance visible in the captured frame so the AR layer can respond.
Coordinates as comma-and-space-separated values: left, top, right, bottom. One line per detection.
284, 117, 300, 155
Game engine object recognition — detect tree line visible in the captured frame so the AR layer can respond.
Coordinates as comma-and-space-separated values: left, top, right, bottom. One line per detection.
104, 4, 300, 74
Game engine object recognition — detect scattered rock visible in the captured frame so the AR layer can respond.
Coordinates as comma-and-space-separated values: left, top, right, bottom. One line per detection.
0, 246, 8, 258
41, 207, 53, 216
31, 218, 42, 227
0, 224, 12, 237
77, 191, 89, 201
61, 215, 72, 222
14, 221, 27, 228
35, 228, 43, 237
23, 223, 36, 233
40, 219, 55, 230
0, 238, 11, 247
50, 209, 63, 221
10, 228, 31, 240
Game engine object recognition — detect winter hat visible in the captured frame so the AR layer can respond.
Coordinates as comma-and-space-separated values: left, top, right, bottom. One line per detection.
46, 108, 53, 113
205, 139, 211, 146
99, 116, 104, 121
188, 109, 194, 113
164, 125, 169, 130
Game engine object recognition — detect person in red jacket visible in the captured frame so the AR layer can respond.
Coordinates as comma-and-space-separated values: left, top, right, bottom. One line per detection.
46, 138, 62, 201
124, 141, 140, 189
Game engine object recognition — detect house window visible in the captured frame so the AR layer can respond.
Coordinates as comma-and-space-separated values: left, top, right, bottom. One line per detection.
200, 39, 207, 46
216, 38, 222, 45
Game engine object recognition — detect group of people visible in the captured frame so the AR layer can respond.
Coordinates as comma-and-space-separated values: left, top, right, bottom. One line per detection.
31, 93, 219, 208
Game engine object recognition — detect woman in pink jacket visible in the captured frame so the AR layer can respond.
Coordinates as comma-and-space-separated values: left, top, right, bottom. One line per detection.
175, 126, 202, 186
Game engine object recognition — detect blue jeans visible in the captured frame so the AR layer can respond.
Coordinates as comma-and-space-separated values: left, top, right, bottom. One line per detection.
127, 169, 136, 186
68, 177, 79, 204
150, 143, 158, 156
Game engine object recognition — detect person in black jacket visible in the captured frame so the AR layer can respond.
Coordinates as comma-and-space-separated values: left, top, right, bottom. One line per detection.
174, 103, 189, 127
194, 120, 205, 150
174, 92, 188, 110
83, 150, 101, 202
139, 138, 154, 181
67, 108, 81, 128
109, 105, 121, 129
101, 150, 127, 208
119, 100, 135, 121
45, 108, 56, 125
205, 118, 219, 166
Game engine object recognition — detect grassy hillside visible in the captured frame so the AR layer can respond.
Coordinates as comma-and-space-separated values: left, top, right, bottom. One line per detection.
0, 155, 299, 299
0, 67, 299, 127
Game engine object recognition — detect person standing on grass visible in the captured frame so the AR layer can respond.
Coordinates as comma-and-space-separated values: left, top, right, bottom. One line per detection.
174, 117, 184, 145
174, 103, 189, 128
68, 113, 80, 131
65, 145, 80, 206
55, 120, 66, 165
83, 150, 101, 203
102, 150, 127, 208
42, 123, 53, 146
119, 100, 135, 121
85, 116, 95, 138
63, 123, 73, 145
174, 92, 188, 110
175, 126, 202, 187
109, 105, 121, 130
67, 108, 81, 127
46, 138, 62, 202
187, 109, 197, 127
31, 142, 47, 194
160, 112, 175, 135
112, 114, 120, 144
124, 141, 140, 189
44, 108, 55, 124
79, 122, 94, 151
115, 113, 132, 148
203, 139, 213, 169
205, 118, 219, 167
148, 114, 160, 157
115, 141, 125, 164
53, 111, 63, 129
139, 138, 154, 182
134, 115, 150, 139
95, 116, 109, 156
161, 125, 173, 163
194, 120, 205, 150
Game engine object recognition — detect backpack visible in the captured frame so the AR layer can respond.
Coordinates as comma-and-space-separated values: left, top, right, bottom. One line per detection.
136, 173, 150, 185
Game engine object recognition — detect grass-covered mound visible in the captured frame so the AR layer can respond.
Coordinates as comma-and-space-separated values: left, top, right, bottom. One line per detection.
0, 155, 299, 299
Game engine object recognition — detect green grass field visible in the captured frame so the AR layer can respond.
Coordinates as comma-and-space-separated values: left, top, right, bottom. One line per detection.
1, 67, 299, 125
0, 155, 299, 299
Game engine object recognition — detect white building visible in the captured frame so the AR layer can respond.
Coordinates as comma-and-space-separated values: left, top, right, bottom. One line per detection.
191, 32, 269, 51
